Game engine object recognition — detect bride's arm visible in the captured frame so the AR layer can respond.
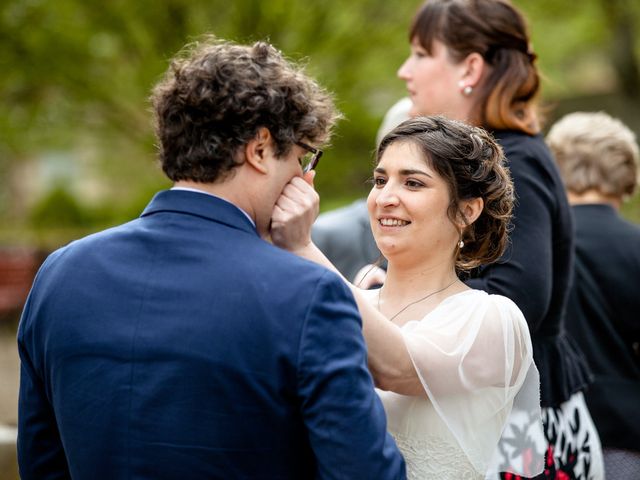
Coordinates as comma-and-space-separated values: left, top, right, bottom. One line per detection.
270, 174, 425, 396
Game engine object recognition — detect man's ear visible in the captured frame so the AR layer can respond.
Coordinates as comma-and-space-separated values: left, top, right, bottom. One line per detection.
459, 52, 485, 90
457, 197, 484, 227
244, 127, 272, 174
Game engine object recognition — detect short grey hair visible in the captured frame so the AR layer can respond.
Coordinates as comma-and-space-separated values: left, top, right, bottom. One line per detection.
547, 111, 639, 198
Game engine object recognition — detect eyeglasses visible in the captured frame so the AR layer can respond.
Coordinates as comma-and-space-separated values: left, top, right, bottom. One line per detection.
295, 141, 323, 173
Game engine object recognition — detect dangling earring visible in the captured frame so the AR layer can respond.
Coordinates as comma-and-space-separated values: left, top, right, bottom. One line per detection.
458, 239, 465, 249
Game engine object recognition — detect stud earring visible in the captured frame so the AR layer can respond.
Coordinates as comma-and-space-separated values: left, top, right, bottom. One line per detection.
458, 80, 473, 96
458, 239, 465, 249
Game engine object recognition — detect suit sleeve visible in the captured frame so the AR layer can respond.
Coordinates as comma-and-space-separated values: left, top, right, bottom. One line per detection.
466, 150, 554, 333
297, 271, 406, 480
17, 259, 71, 480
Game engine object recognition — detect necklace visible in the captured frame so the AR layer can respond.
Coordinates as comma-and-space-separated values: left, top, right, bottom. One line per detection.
377, 278, 458, 322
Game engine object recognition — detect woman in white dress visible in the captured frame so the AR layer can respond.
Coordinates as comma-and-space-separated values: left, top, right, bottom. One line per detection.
270, 115, 544, 479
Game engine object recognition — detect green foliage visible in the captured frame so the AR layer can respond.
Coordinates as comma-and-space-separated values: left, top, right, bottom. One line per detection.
621, 193, 640, 224
1, 0, 640, 246
29, 185, 93, 228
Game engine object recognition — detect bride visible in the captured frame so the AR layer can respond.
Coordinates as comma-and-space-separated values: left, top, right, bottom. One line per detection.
271, 116, 544, 479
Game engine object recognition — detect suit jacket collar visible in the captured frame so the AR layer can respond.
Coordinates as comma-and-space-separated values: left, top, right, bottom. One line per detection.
141, 189, 258, 236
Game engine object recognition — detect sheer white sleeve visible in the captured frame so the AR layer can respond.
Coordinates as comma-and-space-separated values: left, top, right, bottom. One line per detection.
400, 290, 545, 477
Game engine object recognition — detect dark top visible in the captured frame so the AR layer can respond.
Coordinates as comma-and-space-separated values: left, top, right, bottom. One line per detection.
17, 190, 405, 480
565, 204, 640, 449
466, 130, 591, 408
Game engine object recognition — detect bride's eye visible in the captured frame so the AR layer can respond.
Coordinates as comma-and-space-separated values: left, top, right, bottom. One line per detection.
406, 179, 424, 188
373, 177, 387, 187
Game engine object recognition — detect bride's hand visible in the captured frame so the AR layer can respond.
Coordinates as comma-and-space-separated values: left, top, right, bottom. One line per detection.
270, 171, 319, 253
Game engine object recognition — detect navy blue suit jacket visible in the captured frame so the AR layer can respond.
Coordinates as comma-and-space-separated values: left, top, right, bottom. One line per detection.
18, 190, 405, 479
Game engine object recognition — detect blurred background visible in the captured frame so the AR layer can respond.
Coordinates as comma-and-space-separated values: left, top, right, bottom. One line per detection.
1, 0, 639, 476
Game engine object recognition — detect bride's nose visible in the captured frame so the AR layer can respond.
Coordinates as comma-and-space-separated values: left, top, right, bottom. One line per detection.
376, 184, 400, 208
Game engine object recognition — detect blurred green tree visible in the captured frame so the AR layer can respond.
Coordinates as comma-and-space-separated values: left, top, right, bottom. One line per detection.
0, 0, 639, 242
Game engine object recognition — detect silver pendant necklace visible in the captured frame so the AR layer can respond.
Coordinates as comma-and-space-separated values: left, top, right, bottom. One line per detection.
377, 278, 458, 322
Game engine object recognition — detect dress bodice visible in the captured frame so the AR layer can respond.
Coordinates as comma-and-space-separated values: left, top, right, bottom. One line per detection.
378, 390, 482, 480
373, 289, 545, 479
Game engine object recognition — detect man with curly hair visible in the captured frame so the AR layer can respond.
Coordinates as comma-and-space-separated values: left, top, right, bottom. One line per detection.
17, 39, 406, 480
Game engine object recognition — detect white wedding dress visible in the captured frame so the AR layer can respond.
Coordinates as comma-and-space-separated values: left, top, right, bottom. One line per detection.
375, 289, 545, 480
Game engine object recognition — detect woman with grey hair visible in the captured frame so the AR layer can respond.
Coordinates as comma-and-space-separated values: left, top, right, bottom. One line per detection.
547, 111, 640, 480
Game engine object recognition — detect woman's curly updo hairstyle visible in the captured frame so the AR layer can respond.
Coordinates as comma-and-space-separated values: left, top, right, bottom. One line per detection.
376, 116, 513, 271
151, 37, 341, 182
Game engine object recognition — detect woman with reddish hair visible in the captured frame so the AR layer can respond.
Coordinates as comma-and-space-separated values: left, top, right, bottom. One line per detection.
396, 1, 603, 478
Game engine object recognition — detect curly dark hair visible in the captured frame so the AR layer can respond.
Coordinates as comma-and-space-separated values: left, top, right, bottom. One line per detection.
151, 37, 341, 182
376, 116, 514, 271
410, 0, 540, 134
